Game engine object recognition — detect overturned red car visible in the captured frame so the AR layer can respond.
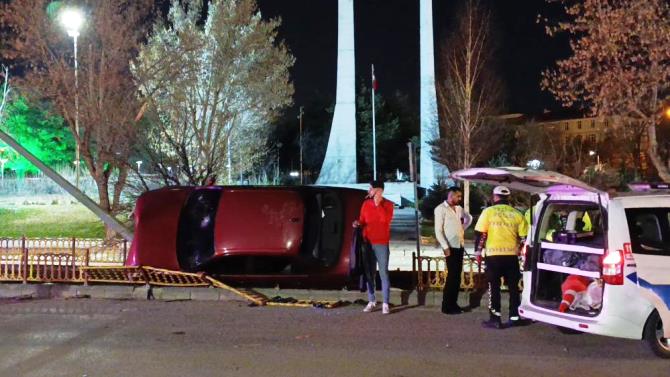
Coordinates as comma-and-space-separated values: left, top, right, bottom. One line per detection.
126, 186, 366, 287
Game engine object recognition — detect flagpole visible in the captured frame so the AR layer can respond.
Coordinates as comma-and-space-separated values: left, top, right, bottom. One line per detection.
371, 64, 377, 180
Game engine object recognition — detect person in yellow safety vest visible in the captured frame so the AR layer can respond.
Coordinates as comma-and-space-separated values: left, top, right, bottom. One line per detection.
524, 209, 592, 241
475, 185, 530, 329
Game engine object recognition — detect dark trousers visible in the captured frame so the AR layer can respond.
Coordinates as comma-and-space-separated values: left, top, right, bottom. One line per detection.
442, 247, 464, 311
485, 255, 521, 318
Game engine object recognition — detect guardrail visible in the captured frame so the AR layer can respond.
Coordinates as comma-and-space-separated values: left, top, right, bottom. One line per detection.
413, 253, 523, 292
413, 254, 479, 291
0, 237, 126, 283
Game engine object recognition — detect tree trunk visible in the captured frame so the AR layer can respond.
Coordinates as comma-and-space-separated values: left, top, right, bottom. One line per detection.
464, 180, 471, 214
646, 122, 670, 182
95, 178, 117, 240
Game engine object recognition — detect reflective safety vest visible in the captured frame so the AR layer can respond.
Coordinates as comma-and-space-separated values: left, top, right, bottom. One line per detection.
475, 204, 528, 257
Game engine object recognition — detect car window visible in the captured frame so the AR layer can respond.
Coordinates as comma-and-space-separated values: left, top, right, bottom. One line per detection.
625, 208, 670, 256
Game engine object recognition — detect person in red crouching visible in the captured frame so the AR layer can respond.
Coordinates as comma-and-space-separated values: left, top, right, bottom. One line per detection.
353, 180, 394, 314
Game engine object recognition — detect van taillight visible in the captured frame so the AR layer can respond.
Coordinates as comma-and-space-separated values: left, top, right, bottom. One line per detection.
602, 249, 624, 285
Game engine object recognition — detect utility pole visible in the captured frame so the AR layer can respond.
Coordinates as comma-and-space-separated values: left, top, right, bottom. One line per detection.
408, 141, 421, 258
298, 106, 304, 185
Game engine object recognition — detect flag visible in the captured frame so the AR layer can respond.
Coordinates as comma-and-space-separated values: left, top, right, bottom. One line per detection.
372, 64, 378, 91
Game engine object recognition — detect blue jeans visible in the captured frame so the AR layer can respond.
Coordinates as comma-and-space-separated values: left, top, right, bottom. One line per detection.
366, 244, 390, 304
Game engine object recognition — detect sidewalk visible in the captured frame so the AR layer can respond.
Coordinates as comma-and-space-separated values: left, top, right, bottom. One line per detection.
389, 239, 475, 271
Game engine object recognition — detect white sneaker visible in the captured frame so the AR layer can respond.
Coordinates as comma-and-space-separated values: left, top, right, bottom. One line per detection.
363, 302, 376, 313
382, 303, 390, 315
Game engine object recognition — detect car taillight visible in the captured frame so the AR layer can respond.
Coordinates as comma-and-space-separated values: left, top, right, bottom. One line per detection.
602, 249, 624, 285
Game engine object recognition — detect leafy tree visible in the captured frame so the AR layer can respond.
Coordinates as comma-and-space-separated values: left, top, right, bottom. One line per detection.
0, 97, 75, 176
133, 0, 295, 186
434, 0, 504, 212
542, 0, 670, 181
356, 84, 401, 182
1, 0, 154, 237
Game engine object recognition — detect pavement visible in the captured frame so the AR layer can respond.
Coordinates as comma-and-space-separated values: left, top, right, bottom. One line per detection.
0, 283, 448, 307
0, 297, 666, 377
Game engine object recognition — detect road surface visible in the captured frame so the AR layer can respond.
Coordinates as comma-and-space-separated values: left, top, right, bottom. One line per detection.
0, 297, 666, 377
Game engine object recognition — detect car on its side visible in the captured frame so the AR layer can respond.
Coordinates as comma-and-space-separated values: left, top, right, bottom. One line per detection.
126, 185, 366, 288
453, 167, 670, 358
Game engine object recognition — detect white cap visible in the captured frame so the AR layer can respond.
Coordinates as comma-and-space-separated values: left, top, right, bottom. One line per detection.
493, 185, 511, 196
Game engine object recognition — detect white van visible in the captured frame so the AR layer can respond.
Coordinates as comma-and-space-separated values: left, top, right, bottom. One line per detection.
453, 167, 670, 358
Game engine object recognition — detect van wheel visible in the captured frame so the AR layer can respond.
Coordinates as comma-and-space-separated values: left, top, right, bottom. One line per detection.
556, 326, 582, 335
643, 311, 670, 358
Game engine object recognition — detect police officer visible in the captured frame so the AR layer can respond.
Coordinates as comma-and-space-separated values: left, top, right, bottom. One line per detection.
474, 186, 529, 329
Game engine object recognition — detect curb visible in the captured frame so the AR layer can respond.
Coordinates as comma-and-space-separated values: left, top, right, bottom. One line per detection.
0, 283, 449, 307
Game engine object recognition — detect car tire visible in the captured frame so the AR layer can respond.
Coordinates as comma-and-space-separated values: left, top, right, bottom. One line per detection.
643, 310, 670, 359
556, 326, 582, 335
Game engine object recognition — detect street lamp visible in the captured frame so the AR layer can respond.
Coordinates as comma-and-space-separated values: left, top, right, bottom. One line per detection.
526, 159, 543, 170
136, 160, 143, 173
665, 107, 670, 119
297, 107, 304, 185
60, 8, 84, 188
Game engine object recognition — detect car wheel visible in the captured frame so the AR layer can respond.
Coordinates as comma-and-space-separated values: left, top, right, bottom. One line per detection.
644, 310, 670, 358
556, 326, 582, 335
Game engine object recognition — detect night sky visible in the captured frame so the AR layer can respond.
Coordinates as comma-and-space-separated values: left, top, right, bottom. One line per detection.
2, 0, 571, 117
256, 0, 570, 116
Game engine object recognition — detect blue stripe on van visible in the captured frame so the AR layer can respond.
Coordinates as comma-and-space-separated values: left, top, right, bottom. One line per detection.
628, 272, 670, 307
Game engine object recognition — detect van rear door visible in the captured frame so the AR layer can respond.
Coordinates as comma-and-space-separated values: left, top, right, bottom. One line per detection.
451, 167, 600, 194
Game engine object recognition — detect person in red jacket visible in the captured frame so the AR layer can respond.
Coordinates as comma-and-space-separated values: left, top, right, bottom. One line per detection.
353, 180, 394, 314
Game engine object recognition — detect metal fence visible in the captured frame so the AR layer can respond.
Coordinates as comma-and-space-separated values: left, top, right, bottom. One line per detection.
413, 253, 523, 292
0, 237, 126, 283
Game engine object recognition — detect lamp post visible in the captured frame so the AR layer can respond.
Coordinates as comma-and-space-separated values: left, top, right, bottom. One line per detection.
0, 147, 6, 181
297, 106, 304, 185
589, 150, 601, 171
60, 8, 84, 188
0, 158, 7, 181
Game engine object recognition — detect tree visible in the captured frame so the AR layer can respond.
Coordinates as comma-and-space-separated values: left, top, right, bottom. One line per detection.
132, 0, 295, 186
513, 121, 595, 177
0, 96, 75, 176
542, 0, 670, 181
434, 0, 503, 212
1, 0, 153, 236
356, 84, 401, 182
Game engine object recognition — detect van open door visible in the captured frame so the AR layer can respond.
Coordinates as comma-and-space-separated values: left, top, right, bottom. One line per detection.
450, 167, 600, 194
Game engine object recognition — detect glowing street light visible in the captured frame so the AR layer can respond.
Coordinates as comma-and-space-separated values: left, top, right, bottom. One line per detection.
526, 159, 543, 170
665, 107, 670, 119
59, 7, 84, 188
589, 150, 602, 171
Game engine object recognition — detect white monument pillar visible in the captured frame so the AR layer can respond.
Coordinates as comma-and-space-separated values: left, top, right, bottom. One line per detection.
317, 0, 357, 184
419, 0, 446, 188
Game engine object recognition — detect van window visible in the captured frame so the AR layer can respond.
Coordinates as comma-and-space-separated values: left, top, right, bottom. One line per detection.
625, 208, 670, 256
538, 203, 604, 248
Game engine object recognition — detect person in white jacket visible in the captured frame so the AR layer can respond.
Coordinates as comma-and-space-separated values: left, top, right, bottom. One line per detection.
434, 187, 473, 314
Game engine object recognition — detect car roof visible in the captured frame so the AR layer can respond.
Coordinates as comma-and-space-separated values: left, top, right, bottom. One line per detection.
612, 192, 670, 200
